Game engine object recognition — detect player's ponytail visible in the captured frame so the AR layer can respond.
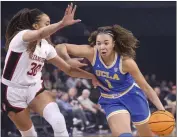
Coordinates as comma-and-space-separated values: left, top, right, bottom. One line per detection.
5, 8, 32, 50
5, 8, 44, 54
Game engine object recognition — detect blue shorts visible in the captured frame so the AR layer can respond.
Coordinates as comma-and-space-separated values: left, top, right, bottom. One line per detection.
98, 85, 151, 125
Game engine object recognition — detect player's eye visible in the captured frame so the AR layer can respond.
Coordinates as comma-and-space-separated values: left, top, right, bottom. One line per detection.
105, 42, 109, 45
97, 42, 101, 46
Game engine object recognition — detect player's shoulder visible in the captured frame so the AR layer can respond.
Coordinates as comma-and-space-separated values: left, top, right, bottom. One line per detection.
122, 56, 134, 63
15, 29, 30, 39
9, 29, 30, 51
41, 39, 49, 45
122, 56, 136, 72
11, 29, 30, 45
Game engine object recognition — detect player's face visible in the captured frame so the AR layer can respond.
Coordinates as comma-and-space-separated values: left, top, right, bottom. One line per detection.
33, 14, 50, 30
96, 33, 115, 58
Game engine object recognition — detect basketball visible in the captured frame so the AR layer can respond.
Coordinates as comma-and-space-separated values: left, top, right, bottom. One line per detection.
148, 110, 175, 136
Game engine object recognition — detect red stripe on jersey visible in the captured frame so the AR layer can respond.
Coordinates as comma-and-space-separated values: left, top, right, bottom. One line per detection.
3, 51, 22, 80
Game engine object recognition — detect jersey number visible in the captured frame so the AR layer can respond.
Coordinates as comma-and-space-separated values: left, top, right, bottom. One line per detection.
27, 62, 42, 76
105, 79, 113, 89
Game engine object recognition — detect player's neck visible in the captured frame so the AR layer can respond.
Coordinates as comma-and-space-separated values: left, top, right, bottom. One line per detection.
101, 51, 116, 66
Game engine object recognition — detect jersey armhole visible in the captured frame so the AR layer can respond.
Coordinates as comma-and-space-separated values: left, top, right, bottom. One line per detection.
91, 47, 97, 66
9, 30, 30, 52
119, 56, 127, 74
45, 42, 58, 61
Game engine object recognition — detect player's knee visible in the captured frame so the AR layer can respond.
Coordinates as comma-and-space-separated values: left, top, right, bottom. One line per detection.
51, 113, 66, 132
19, 125, 37, 137
43, 102, 67, 132
118, 133, 133, 137
46, 110, 68, 136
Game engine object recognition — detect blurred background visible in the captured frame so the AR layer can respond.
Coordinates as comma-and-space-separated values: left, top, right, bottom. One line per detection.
1, 1, 176, 137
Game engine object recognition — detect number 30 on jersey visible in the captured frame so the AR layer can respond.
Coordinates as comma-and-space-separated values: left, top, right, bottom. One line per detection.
27, 62, 42, 76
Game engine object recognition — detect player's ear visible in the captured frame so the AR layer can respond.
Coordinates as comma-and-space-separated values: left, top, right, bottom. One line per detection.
113, 41, 116, 47
32, 23, 39, 30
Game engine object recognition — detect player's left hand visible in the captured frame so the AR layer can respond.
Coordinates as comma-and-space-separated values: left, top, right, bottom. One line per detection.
92, 75, 110, 92
61, 3, 81, 26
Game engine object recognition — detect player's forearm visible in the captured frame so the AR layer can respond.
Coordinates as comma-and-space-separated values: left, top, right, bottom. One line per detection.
38, 21, 65, 39
68, 67, 94, 79
55, 44, 71, 61
145, 86, 165, 110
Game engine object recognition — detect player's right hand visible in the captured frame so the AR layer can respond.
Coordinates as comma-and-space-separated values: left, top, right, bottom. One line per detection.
67, 58, 88, 68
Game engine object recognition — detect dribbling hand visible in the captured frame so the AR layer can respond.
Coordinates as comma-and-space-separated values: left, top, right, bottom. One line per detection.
61, 3, 81, 26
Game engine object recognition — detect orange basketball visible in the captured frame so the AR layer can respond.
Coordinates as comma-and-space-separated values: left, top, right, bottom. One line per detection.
148, 110, 175, 136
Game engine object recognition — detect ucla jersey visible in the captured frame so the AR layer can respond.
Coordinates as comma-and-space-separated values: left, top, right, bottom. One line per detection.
92, 48, 135, 94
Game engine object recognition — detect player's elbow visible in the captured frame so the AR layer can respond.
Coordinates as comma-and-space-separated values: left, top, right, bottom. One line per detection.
55, 44, 67, 56
141, 85, 155, 98
55, 44, 62, 50
55, 44, 66, 50
55, 45, 60, 55
142, 84, 152, 92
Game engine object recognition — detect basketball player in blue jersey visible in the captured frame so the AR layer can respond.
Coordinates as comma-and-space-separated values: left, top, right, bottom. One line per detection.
55, 25, 165, 137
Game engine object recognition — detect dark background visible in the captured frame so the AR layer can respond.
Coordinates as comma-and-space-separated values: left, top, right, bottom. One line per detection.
1, 1, 176, 82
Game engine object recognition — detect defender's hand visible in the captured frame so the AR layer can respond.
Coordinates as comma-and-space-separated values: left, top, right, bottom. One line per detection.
61, 3, 81, 26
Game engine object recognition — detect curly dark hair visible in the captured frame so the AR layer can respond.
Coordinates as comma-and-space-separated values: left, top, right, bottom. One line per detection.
88, 25, 139, 59
5, 8, 44, 53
